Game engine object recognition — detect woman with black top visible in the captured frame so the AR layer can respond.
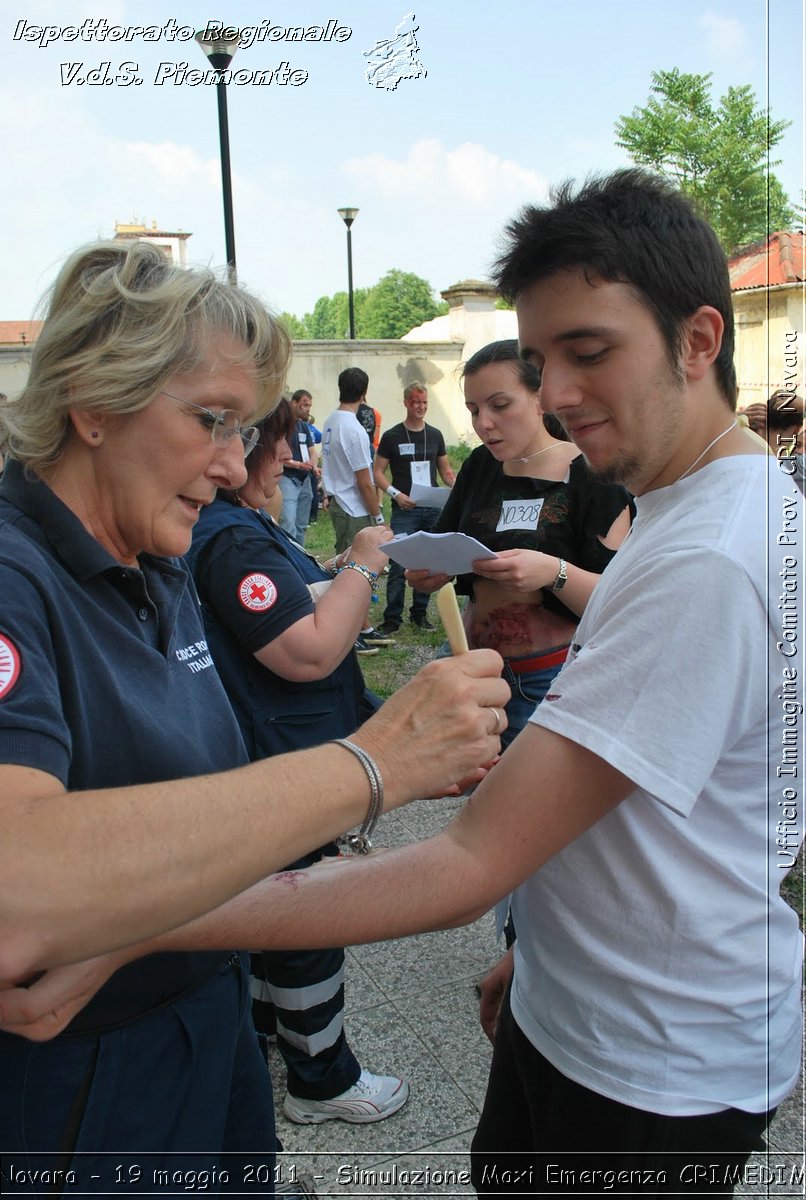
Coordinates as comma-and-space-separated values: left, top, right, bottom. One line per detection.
408, 340, 633, 749
185, 400, 408, 1128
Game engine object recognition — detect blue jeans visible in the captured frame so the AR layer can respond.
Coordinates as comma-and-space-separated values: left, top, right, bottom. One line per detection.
384, 505, 438, 624
499, 652, 567, 751
279, 473, 313, 546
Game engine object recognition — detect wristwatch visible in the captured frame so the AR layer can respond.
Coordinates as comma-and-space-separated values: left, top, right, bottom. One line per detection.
551, 558, 568, 591
387, 486, 400, 499
373, 513, 385, 525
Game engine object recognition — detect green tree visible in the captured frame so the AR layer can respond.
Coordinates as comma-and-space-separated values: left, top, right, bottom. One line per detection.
306, 293, 342, 339
278, 311, 308, 339
360, 269, 446, 339
282, 270, 445, 339
615, 68, 796, 253
304, 289, 369, 339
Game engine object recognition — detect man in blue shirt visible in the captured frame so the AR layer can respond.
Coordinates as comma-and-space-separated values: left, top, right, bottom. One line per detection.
278, 389, 318, 545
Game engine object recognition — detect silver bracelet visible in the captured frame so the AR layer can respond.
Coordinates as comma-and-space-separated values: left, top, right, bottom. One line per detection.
334, 561, 378, 595
333, 738, 384, 854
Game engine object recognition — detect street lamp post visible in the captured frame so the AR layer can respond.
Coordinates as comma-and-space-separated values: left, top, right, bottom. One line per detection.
196, 29, 239, 282
337, 207, 359, 339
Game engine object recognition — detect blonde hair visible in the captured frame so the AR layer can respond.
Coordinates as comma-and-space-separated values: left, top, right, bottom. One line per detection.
0, 241, 291, 470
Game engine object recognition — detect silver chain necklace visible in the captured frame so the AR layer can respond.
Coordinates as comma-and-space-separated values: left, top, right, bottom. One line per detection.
677, 420, 737, 481
511, 443, 555, 464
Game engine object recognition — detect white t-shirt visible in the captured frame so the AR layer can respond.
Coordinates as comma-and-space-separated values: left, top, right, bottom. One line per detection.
321, 409, 373, 518
512, 455, 804, 1115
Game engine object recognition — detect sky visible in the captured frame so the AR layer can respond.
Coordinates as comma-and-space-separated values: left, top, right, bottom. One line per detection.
3, 0, 804, 322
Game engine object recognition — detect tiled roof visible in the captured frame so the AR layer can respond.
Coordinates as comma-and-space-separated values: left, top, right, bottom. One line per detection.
0, 321, 42, 345
728, 231, 806, 291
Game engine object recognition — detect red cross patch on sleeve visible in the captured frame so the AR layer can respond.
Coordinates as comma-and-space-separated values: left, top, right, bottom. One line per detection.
0, 633, 21, 700
237, 573, 278, 613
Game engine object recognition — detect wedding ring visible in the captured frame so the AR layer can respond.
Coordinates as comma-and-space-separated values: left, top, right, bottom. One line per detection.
487, 706, 502, 735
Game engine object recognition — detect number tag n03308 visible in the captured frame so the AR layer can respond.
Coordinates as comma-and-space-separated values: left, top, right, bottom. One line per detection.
496, 497, 544, 533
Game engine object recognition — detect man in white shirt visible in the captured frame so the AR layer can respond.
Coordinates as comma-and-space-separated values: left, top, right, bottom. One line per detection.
254, 170, 803, 1193
321, 368, 385, 554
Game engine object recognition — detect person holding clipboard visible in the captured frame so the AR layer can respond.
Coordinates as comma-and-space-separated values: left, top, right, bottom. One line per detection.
374, 382, 455, 633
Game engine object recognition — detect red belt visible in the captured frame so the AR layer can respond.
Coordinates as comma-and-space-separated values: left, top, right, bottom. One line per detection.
506, 644, 570, 674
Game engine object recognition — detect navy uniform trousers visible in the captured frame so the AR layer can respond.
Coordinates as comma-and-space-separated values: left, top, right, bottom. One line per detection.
1, 954, 276, 1195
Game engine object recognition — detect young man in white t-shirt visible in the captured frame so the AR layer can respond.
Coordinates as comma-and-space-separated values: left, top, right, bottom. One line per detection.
255, 170, 803, 1193
321, 368, 385, 554
321, 367, 391, 652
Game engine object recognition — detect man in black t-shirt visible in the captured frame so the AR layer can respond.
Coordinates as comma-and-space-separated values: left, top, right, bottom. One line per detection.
356, 401, 377, 451
374, 383, 455, 632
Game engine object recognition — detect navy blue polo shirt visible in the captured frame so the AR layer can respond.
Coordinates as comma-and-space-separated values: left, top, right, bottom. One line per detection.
186, 499, 365, 758
0, 459, 248, 1032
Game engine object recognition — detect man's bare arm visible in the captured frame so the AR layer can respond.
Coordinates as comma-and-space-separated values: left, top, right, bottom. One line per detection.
437, 453, 456, 487
373, 454, 391, 492
354, 466, 381, 519
126, 725, 632, 951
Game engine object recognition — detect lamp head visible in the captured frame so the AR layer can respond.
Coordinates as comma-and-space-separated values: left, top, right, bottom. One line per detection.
338, 207, 359, 229
195, 28, 239, 70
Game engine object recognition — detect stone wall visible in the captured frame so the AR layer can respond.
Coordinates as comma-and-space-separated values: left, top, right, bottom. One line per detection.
285, 338, 475, 446
733, 285, 805, 407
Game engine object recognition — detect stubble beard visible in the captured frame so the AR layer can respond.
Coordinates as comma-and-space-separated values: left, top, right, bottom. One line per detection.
588, 453, 642, 487
586, 356, 686, 491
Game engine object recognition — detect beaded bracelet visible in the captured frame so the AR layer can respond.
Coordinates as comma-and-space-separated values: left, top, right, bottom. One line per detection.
335, 561, 379, 595
333, 738, 384, 854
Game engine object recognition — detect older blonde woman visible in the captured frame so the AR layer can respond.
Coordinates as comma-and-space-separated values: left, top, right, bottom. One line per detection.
0, 241, 507, 1187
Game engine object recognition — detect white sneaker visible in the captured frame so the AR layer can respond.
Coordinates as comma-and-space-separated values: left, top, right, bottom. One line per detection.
283, 1069, 409, 1124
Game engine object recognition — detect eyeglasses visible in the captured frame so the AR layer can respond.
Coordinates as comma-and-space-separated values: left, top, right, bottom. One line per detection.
162, 392, 260, 459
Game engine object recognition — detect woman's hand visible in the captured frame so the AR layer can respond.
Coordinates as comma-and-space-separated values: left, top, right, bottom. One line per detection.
0, 949, 132, 1041
352, 651, 510, 807
473, 549, 558, 592
405, 568, 453, 594
348, 525, 395, 574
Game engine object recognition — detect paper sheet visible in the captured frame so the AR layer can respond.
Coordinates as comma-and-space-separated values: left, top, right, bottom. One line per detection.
380, 531, 497, 574
409, 483, 451, 509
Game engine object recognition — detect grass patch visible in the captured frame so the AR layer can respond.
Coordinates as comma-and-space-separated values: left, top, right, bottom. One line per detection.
304, 500, 444, 699
446, 441, 475, 469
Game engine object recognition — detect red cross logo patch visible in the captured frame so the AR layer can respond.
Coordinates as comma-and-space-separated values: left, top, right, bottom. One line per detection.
0, 633, 21, 700
238, 573, 278, 612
